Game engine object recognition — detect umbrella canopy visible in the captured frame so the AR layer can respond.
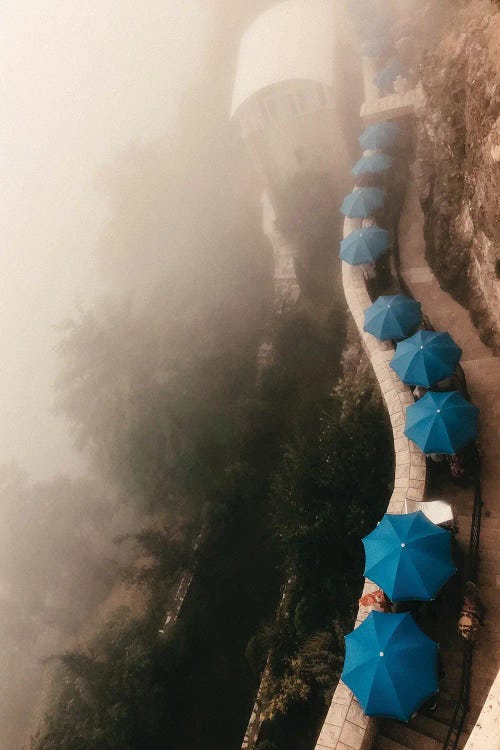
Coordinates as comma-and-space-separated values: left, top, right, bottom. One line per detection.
352, 152, 393, 176
405, 390, 479, 454
340, 187, 384, 218
342, 611, 439, 721
340, 226, 389, 265
390, 330, 462, 387
374, 59, 406, 95
364, 295, 422, 340
362, 511, 456, 601
359, 122, 400, 151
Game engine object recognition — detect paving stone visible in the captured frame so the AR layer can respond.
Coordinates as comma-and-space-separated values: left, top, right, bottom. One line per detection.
394, 463, 411, 479
392, 423, 405, 439
389, 500, 405, 513
340, 720, 367, 750
409, 479, 425, 490
318, 723, 342, 746
394, 437, 409, 452
397, 449, 411, 465
334, 682, 354, 706
394, 477, 410, 488
406, 486, 425, 500
326, 702, 350, 728
347, 701, 372, 730
409, 465, 426, 480
390, 411, 405, 427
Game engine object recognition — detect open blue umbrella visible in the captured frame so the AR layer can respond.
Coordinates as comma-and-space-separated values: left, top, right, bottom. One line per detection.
390, 330, 462, 387
340, 187, 384, 218
374, 59, 406, 95
342, 611, 438, 721
363, 511, 456, 601
353, 152, 393, 176
340, 226, 389, 265
405, 390, 479, 454
359, 122, 399, 151
363, 295, 422, 340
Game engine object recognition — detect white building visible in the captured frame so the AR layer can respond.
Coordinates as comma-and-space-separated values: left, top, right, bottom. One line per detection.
230, 0, 354, 187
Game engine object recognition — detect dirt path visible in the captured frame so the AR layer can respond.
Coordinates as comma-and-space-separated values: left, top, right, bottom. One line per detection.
398, 164, 500, 724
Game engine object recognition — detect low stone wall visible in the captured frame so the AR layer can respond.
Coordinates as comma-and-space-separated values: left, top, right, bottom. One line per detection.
315, 40, 427, 747
314, 215, 426, 750
360, 88, 418, 123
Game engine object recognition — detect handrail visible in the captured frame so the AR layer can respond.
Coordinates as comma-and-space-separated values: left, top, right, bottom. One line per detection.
442, 449, 483, 750
443, 641, 474, 750
467, 447, 483, 584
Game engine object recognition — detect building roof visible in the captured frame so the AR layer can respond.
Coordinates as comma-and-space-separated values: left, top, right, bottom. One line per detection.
230, 0, 334, 119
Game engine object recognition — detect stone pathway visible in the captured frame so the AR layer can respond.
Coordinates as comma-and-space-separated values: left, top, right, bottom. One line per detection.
398, 165, 500, 726
314, 169, 499, 750
314, 212, 428, 750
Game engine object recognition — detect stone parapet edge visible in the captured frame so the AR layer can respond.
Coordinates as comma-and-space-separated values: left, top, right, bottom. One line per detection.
314, 215, 426, 750
360, 89, 418, 124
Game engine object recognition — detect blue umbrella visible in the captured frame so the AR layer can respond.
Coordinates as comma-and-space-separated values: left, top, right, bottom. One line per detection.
374, 59, 407, 95
352, 152, 393, 176
340, 226, 389, 265
342, 611, 438, 721
405, 390, 479, 454
363, 511, 456, 601
390, 330, 462, 387
359, 122, 399, 151
340, 187, 384, 218
363, 295, 422, 340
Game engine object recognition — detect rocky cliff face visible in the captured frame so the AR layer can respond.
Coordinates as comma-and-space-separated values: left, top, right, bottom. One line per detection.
414, 1, 500, 351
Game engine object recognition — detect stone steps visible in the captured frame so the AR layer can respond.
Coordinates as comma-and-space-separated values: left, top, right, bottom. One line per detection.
374, 713, 470, 750
411, 715, 468, 748
374, 735, 410, 750
430, 697, 476, 734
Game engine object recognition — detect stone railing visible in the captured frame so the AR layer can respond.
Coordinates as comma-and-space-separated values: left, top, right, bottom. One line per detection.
360, 88, 418, 123
314, 214, 426, 750
314, 25, 431, 748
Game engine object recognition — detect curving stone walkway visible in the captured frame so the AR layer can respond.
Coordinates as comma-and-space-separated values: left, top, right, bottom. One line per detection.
318, 5, 499, 749
314, 214, 426, 750
316, 156, 500, 750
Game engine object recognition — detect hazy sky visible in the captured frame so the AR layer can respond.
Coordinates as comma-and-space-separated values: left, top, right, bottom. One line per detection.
0, 0, 209, 478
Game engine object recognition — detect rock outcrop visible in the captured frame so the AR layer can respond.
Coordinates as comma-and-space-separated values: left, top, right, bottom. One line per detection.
414, 2, 500, 351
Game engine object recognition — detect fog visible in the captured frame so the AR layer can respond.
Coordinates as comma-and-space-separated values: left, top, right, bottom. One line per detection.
0, 2, 226, 746
0, 0, 208, 479
0, 1, 381, 746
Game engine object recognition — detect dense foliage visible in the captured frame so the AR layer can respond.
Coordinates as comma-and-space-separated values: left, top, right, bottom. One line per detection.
32, 614, 186, 750
22, 3, 390, 749
254, 340, 394, 747
31, 303, 350, 750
